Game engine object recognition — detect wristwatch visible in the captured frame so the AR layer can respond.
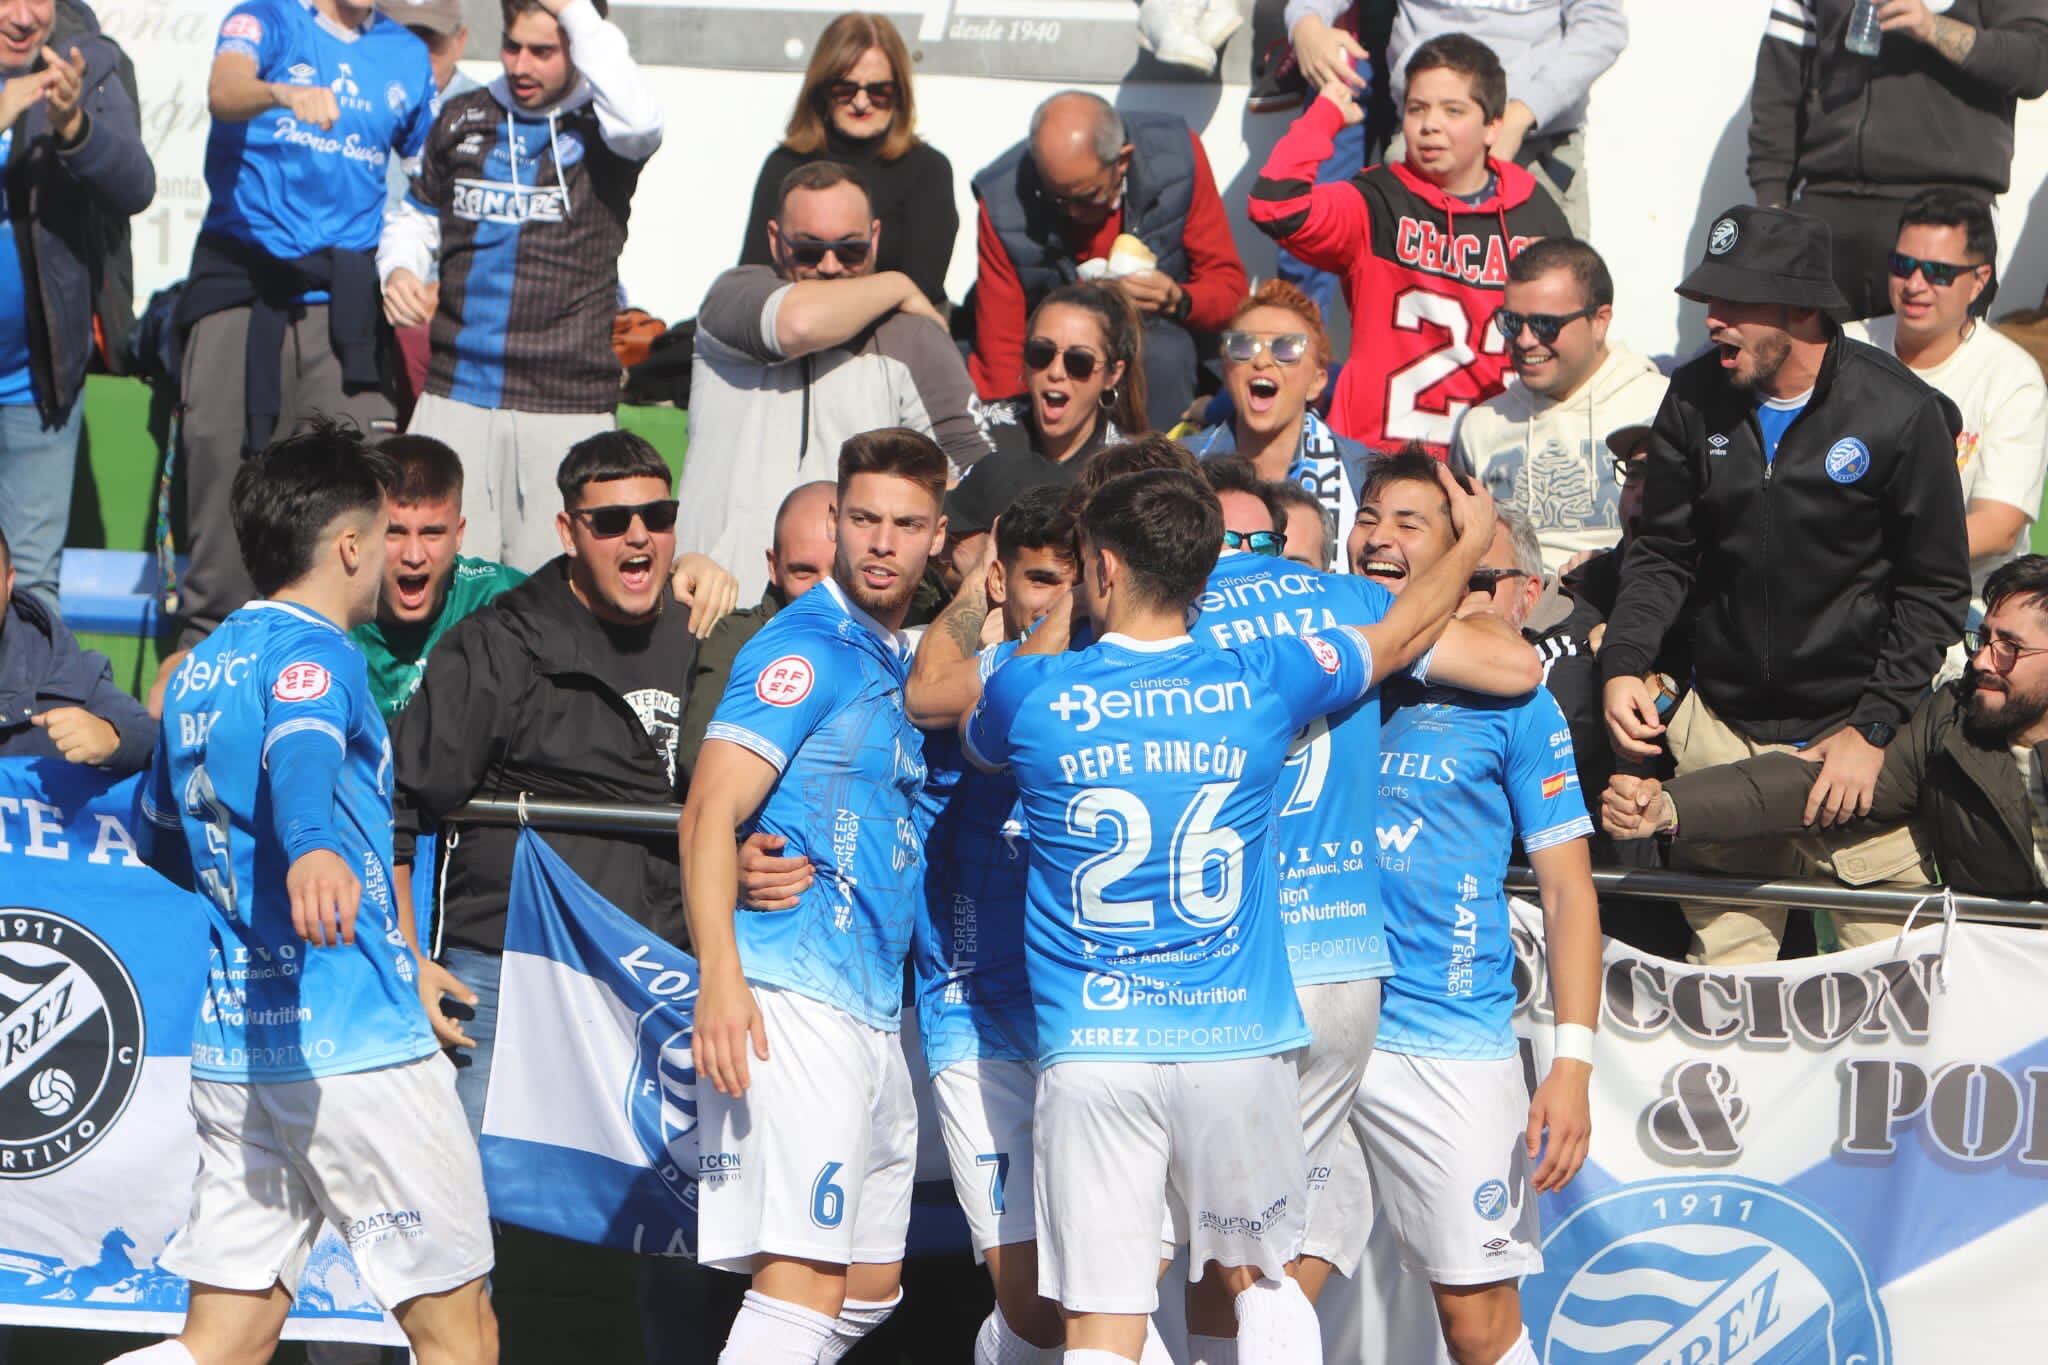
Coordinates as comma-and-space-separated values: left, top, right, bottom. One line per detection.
1856, 721, 1897, 748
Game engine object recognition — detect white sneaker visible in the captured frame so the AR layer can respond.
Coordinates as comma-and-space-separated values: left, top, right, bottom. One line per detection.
1137, 0, 1218, 73
1196, 0, 1244, 50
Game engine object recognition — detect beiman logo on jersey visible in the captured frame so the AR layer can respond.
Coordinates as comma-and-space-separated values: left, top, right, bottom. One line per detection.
1046, 678, 1252, 733
1526, 1177, 1889, 1365
0, 908, 145, 1178
451, 177, 568, 224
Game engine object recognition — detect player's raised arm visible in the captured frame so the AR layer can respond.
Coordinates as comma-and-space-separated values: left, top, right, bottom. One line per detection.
908, 533, 1000, 729
679, 740, 783, 1097
1426, 611, 1545, 696
1355, 465, 1498, 684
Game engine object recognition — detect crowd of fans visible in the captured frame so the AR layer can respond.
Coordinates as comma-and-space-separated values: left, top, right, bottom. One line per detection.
3, 0, 2048, 1358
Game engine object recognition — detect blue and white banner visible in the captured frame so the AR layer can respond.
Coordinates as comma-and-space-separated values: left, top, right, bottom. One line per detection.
0, 759, 401, 1344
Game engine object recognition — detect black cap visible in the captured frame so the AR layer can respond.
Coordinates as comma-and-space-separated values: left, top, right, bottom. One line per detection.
1676, 205, 1848, 312
943, 449, 1075, 539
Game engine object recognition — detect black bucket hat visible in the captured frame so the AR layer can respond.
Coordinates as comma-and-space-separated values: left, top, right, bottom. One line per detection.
1676, 204, 1848, 312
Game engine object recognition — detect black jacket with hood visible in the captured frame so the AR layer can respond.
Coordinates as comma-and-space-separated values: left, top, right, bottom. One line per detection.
392, 558, 697, 954
1600, 332, 1969, 745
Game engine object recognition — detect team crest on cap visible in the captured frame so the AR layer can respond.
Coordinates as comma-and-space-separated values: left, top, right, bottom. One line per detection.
1709, 218, 1739, 256
756, 656, 816, 706
1825, 438, 1871, 485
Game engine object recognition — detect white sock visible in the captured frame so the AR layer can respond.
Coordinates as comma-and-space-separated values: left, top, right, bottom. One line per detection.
1233, 1276, 1323, 1365
816, 1290, 902, 1363
1494, 1327, 1538, 1365
1064, 1352, 1132, 1365
1188, 1332, 1240, 1365
719, 1289, 838, 1365
107, 1345, 198, 1365
976, 1302, 1060, 1365
1139, 1319, 1175, 1365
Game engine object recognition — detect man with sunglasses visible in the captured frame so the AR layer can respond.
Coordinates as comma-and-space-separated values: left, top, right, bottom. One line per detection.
1608, 554, 2048, 905
681, 159, 988, 604
379, 0, 664, 572
1600, 204, 1970, 966
1453, 238, 1666, 576
389, 431, 703, 1362
1846, 189, 2048, 627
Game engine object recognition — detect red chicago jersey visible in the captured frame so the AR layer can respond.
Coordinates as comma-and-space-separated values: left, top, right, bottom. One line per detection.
1251, 99, 1571, 457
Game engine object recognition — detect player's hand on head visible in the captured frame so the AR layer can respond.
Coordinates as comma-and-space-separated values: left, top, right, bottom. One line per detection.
29, 707, 121, 767
417, 956, 479, 1049
1527, 1060, 1592, 1193
737, 832, 814, 910
1437, 462, 1494, 549
287, 849, 360, 947
672, 553, 740, 640
1601, 675, 1665, 760
692, 971, 768, 1097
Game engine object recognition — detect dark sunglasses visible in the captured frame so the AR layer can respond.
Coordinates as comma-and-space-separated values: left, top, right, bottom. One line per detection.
1887, 250, 1982, 288
825, 79, 898, 109
781, 234, 872, 268
1494, 305, 1599, 345
1024, 337, 1100, 381
573, 499, 679, 538
1468, 567, 1528, 594
1223, 529, 1284, 557
1220, 331, 1311, 365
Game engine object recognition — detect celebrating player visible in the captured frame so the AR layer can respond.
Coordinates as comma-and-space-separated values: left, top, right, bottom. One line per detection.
681, 428, 947, 1363
132, 425, 494, 1365
963, 466, 1497, 1364
1350, 450, 1601, 1365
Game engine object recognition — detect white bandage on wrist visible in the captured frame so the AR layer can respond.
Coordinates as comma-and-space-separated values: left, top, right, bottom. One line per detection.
1554, 1022, 1596, 1065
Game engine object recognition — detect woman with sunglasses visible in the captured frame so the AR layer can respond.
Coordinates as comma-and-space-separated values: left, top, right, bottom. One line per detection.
982, 281, 1149, 470
737, 13, 957, 307
1187, 281, 1369, 566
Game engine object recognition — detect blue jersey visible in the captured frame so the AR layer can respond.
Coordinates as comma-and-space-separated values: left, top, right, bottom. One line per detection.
1193, 555, 1418, 986
204, 0, 435, 260
140, 601, 435, 1082
912, 641, 1034, 1076
1374, 679, 1593, 1060
966, 628, 1374, 1066
703, 579, 927, 1030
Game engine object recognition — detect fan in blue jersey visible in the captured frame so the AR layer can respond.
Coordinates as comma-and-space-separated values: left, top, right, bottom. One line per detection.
1187, 456, 1545, 1329
175, 0, 438, 650
963, 466, 1500, 1365
681, 429, 948, 1365
125, 425, 492, 1365
1348, 452, 1603, 1365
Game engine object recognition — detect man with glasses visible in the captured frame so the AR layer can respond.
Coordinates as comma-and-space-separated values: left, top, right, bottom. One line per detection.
1599, 204, 1970, 965
1453, 238, 1666, 576
378, 0, 660, 573
390, 431, 705, 1362
970, 89, 1247, 431
1608, 554, 2048, 904
680, 160, 989, 603
1846, 189, 2048, 631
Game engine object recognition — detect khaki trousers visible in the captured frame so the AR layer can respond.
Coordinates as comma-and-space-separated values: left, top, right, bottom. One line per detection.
1667, 691, 1929, 965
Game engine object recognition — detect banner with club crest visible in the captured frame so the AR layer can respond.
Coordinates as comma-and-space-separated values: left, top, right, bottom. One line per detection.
0, 759, 401, 1343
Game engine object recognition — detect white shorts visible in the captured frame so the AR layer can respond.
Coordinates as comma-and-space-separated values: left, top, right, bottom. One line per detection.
696, 985, 918, 1273
159, 1053, 491, 1309
1354, 1050, 1542, 1285
1034, 1055, 1306, 1315
931, 1059, 1038, 1261
1295, 978, 1380, 1275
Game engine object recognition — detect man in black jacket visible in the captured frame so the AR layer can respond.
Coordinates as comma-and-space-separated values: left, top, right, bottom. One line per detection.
1600, 205, 1970, 964
390, 429, 698, 1365
1748, 0, 2048, 319
1604, 554, 2048, 903
0, 525, 152, 771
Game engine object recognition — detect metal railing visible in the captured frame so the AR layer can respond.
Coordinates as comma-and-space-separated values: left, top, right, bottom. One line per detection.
451, 796, 2048, 928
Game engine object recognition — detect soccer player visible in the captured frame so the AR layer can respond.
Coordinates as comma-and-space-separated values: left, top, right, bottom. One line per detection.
1184, 457, 1540, 1346
681, 428, 947, 1364
963, 465, 1498, 1365
129, 424, 494, 1365
1350, 448, 1601, 1365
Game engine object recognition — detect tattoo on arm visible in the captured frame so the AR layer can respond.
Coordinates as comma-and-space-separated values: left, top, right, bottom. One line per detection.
1930, 15, 1977, 65
939, 586, 991, 658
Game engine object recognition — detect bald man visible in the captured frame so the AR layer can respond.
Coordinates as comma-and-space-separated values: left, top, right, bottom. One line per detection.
676, 480, 838, 787
969, 90, 1247, 431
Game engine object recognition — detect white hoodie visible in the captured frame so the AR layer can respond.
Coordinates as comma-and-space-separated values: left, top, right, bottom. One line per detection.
1453, 344, 1668, 574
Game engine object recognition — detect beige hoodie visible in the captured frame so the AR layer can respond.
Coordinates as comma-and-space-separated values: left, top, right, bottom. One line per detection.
1453, 344, 1668, 574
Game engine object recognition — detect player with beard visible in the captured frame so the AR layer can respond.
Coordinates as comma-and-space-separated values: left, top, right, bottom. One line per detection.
1606, 555, 2048, 901
683, 428, 949, 1365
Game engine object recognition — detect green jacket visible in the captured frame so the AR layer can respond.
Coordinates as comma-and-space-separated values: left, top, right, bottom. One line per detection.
351, 556, 526, 718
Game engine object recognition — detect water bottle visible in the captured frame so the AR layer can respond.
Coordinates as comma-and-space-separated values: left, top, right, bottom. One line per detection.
1846, 0, 1883, 57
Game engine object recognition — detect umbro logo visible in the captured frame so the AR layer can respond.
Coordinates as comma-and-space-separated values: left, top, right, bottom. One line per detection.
1708, 433, 1730, 455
